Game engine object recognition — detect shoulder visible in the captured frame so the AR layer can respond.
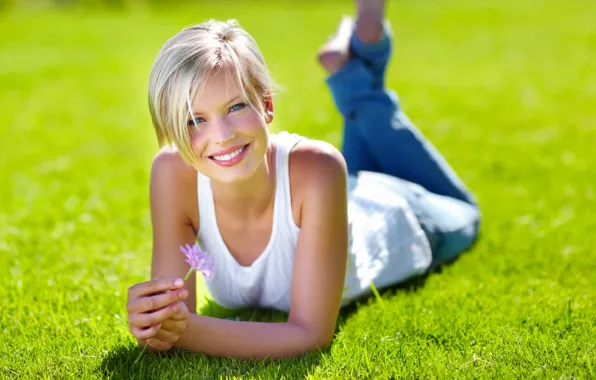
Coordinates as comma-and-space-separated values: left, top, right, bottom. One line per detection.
289, 138, 347, 182
151, 145, 197, 185
150, 145, 198, 225
286, 138, 348, 224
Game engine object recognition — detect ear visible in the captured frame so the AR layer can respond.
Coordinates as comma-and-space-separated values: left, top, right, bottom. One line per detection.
263, 93, 274, 124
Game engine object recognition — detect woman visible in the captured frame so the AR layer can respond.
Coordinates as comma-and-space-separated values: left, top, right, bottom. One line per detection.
126, 0, 480, 359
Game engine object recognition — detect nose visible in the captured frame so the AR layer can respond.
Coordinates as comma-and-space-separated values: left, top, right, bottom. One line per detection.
210, 115, 235, 145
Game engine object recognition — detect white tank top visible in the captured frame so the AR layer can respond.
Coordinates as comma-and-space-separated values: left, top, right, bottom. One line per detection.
197, 132, 432, 312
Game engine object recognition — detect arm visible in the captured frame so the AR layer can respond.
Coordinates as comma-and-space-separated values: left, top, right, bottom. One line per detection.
128, 149, 204, 352
149, 148, 200, 314
176, 141, 349, 359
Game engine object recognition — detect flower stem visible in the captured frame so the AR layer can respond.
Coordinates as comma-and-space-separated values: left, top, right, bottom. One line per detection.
183, 268, 194, 282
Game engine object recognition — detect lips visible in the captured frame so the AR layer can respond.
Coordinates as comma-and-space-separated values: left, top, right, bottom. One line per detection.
208, 143, 247, 158
207, 143, 250, 167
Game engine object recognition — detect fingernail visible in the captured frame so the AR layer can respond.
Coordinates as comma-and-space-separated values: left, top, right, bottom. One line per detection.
174, 279, 183, 287
179, 289, 188, 298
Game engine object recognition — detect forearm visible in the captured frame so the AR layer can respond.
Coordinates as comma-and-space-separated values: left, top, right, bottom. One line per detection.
177, 314, 323, 359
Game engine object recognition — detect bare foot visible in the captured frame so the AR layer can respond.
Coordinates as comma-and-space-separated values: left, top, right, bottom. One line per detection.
355, 0, 386, 43
317, 15, 354, 75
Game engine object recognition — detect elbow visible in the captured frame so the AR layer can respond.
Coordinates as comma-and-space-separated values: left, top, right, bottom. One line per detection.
312, 331, 333, 351
300, 333, 332, 356
290, 322, 334, 356
293, 323, 334, 354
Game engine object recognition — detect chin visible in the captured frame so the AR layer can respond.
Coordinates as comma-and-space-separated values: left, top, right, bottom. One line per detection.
212, 168, 255, 184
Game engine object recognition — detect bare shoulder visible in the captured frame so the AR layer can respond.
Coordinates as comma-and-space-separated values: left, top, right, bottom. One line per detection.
150, 146, 198, 229
289, 139, 347, 181
151, 145, 197, 183
287, 139, 348, 226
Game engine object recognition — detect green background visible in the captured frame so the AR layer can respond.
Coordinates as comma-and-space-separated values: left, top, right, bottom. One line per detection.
1, 0, 594, 378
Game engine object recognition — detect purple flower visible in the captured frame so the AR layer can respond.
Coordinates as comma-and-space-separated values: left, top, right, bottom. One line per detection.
180, 243, 214, 281
133, 243, 214, 364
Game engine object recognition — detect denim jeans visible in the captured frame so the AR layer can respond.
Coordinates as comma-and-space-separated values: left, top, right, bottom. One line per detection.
325, 26, 481, 266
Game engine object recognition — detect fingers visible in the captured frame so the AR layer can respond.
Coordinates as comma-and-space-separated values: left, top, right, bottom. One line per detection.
161, 316, 187, 332
127, 288, 188, 314
153, 325, 181, 343
128, 301, 181, 328
168, 302, 190, 321
127, 277, 184, 301
146, 338, 172, 351
130, 323, 162, 340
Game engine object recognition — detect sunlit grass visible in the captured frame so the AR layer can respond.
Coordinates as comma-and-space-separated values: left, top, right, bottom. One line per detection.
1, 0, 595, 378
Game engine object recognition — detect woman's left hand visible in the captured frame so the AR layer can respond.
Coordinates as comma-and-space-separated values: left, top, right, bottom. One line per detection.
145, 301, 189, 351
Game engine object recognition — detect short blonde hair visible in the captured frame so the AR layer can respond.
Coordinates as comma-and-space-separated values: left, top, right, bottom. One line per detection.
148, 19, 275, 164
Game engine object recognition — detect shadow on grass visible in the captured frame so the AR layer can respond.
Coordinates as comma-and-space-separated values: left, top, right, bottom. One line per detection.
98, 278, 426, 379
336, 238, 480, 322
100, 343, 323, 379
99, 301, 322, 379
99, 250, 472, 379
334, 269, 435, 330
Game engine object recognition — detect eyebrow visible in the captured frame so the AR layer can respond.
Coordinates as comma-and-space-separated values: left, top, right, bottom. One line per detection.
189, 95, 245, 117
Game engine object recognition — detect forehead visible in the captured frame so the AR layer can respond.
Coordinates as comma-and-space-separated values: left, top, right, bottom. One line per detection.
191, 67, 244, 111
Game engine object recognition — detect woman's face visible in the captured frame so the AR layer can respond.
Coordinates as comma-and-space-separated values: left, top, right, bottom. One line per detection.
187, 68, 273, 183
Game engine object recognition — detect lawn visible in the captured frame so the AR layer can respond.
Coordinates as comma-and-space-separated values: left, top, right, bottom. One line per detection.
1, 0, 595, 378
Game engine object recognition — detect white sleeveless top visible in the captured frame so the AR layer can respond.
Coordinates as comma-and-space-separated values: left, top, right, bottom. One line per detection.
197, 132, 432, 312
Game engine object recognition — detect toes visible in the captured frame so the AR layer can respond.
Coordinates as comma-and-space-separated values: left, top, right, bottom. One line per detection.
318, 51, 348, 75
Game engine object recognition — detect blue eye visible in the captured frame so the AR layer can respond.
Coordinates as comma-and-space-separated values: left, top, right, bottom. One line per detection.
187, 117, 205, 127
230, 103, 246, 112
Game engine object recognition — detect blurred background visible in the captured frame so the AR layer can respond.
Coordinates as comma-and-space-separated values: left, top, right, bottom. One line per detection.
1, 0, 595, 378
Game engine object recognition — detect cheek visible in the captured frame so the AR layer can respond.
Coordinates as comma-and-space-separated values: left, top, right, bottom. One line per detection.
189, 129, 206, 152
235, 110, 266, 132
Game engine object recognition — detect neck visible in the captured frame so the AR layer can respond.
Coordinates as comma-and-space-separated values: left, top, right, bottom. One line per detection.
209, 144, 276, 219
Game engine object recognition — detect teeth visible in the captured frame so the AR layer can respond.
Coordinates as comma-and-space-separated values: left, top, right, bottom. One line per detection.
212, 146, 244, 161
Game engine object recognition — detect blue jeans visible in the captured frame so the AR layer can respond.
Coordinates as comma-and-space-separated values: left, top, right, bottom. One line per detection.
325, 27, 481, 266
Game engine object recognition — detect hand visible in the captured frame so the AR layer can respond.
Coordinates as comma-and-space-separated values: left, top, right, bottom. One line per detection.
126, 277, 188, 344
145, 300, 189, 351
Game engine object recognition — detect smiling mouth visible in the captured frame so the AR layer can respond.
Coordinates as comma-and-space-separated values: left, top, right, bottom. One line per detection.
208, 144, 250, 162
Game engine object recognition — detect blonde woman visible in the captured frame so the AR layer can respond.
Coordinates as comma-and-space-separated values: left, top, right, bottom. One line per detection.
126, 0, 480, 359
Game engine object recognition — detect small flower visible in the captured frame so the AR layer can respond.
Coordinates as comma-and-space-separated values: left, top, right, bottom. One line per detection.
180, 243, 214, 281
133, 243, 214, 365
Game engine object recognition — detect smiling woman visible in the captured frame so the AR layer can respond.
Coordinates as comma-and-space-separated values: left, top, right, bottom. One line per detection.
182, 68, 273, 183
125, 0, 481, 360
148, 19, 274, 169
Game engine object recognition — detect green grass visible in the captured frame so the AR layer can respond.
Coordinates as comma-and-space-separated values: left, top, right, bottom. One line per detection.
1, 0, 595, 378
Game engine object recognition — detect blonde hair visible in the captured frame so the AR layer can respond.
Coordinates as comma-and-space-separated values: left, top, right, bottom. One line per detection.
148, 19, 276, 164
